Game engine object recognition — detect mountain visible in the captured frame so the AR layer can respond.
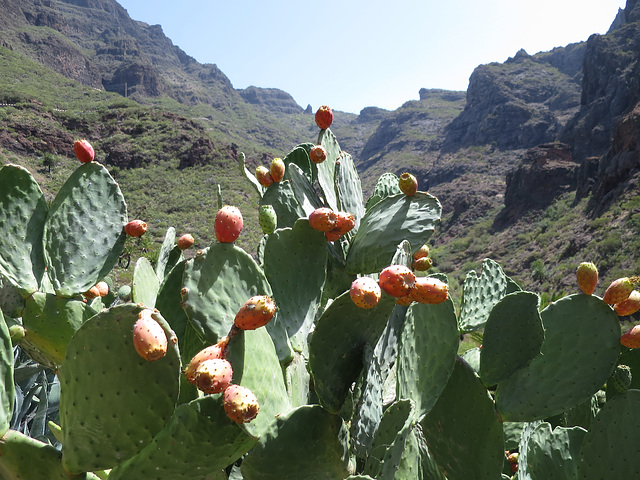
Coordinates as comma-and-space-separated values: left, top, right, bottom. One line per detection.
1, 0, 640, 297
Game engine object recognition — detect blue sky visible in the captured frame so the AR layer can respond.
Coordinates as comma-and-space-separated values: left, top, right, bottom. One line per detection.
116, 0, 626, 114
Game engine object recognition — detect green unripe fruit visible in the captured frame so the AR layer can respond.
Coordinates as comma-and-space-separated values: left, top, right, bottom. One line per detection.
609, 364, 632, 394
117, 285, 132, 301
259, 205, 278, 234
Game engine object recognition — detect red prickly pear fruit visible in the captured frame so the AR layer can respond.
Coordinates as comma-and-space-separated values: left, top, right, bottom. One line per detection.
194, 358, 233, 394
309, 145, 328, 164
308, 207, 338, 233
132, 310, 168, 361
379, 265, 416, 298
410, 277, 449, 304
620, 324, 640, 348
614, 290, 640, 316
255, 165, 274, 188
177, 233, 195, 250
224, 384, 260, 423
507, 452, 518, 473
603, 276, 639, 305
413, 244, 430, 260
73, 139, 94, 163
124, 219, 148, 237
335, 211, 356, 234
215, 205, 243, 243
184, 338, 229, 384
412, 257, 433, 272
325, 230, 343, 242
398, 173, 418, 196
395, 295, 413, 306
234, 295, 277, 330
350, 277, 382, 309
576, 262, 598, 295
270, 157, 285, 183
315, 105, 333, 130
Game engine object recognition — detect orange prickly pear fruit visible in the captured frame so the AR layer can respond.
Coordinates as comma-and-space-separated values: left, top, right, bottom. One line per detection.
73, 139, 94, 163
603, 276, 639, 305
350, 277, 382, 309
224, 384, 260, 423
124, 219, 148, 237
309, 145, 327, 164
215, 205, 243, 243
255, 165, 274, 187
315, 105, 333, 130
614, 290, 640, 316
576, 262, 598, 295
177, 233, 195, 250
379, 265, 416, 298
194, 358, 233, 394
184, 338, 229, 384
132, 309, 168, 361
270, 157, 285, 182
620, 324, 640, 348
234, 295, 277, 330
308, 207, 338, 233
410, 277, 449, 304
413, 257, 433, 272
413, 244, 430, 260
398, 172, 418, 196
84, 281, 108, 299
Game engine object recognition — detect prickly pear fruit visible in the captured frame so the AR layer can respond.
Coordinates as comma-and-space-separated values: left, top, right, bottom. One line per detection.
84, 281, 109, 299
309, 145, 328, 164
413, 257, 433, 272
608, 364, 632, 394
410, 277, 448, 304
185, 338, 229, 384
603, 276, 639, 305
396, 295, 413, 306
308, 207, 337, 233
194, 358, 233, 394
620, 324, 640, 348
234, 295, 276, 330
215, 205, 243, 243
73, 139, 94, 163
335, 211, 356, 234
576, 262, 598, 295
325, 230, 343, 242
270, 157, 285, 183
507, 452, 518, 473
350, 277, 382, 309
177, 233, 195, 250
315, 105, 333, 130
132, 310, 168, 361
258, 205, 277, 235
379, 265, 416, 298
398, 172, 418, 196
413, 244, 430, 260
124, 219, 148, 237
118, 285, 132, 301
614, 290, 640, 316
223, 384, 260, 424
255, 166, 274, 188
9, 325, 25, 343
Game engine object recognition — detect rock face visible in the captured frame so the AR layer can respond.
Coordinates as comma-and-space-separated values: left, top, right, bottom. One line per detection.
443, 45, 585, 150
238, 86, 303, 114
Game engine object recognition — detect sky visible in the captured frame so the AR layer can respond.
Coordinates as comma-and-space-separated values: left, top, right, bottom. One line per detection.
116, 0, 627, 114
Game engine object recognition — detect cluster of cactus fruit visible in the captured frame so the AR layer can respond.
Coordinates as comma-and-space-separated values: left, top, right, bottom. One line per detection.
1, 111, 640, 479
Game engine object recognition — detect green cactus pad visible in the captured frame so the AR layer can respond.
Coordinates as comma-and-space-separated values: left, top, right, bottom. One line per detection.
155, 226, 176, 280
43, 162, 127, 297
397, 298, 459, 420
479, 291, 544, 386
363, 398, 414, 479
0, 430, 101, 480
460, 346, 481, 373
284, 351, 311, 407
335, 151, 365, 232
226, 327, 292, 438
288, 163, 324, 217
0, 275, 25, 319
345, 192, 442, 274
241, 405, 350, 480
421, 357, 505, 480
619, 348, 640, 389
59, 304, 180, 474
0, 164, 48, 296
517, 422, 586, 480
458, 258, 510, 333
260, 181, 306, 230
107, 395, 256, 480
132, 257, 160, 308
495, 294, 621, 422
577, 389, 640, 479
21, 291, 98, 368
237, 152, 264, 197
181, 243, 273, 343
365, 172, 401, 210
0, 310, 13, 436
316, 129, 341, 211
284, 145, 315, 184
263, 219, 327, 353
155, 259, 189, 341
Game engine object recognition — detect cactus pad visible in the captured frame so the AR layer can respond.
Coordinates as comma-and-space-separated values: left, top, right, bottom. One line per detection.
495, 294, 621, 421
43, 162, 127, 297
365, 173, 401, 210
59, 304, 180, 474
0, 164, 47, 296
335, 151, 365, 232
132, 257, 160, 308
260, 181, 306, 230
155, 226, 177, 279
0, 310, 13, 436
241, 405, 350, 480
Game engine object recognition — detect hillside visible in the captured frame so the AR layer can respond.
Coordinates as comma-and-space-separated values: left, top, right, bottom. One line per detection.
1, 0, 639, 301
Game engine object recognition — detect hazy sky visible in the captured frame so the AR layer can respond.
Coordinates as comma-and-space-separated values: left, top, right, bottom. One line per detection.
116, 0, 627, 114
